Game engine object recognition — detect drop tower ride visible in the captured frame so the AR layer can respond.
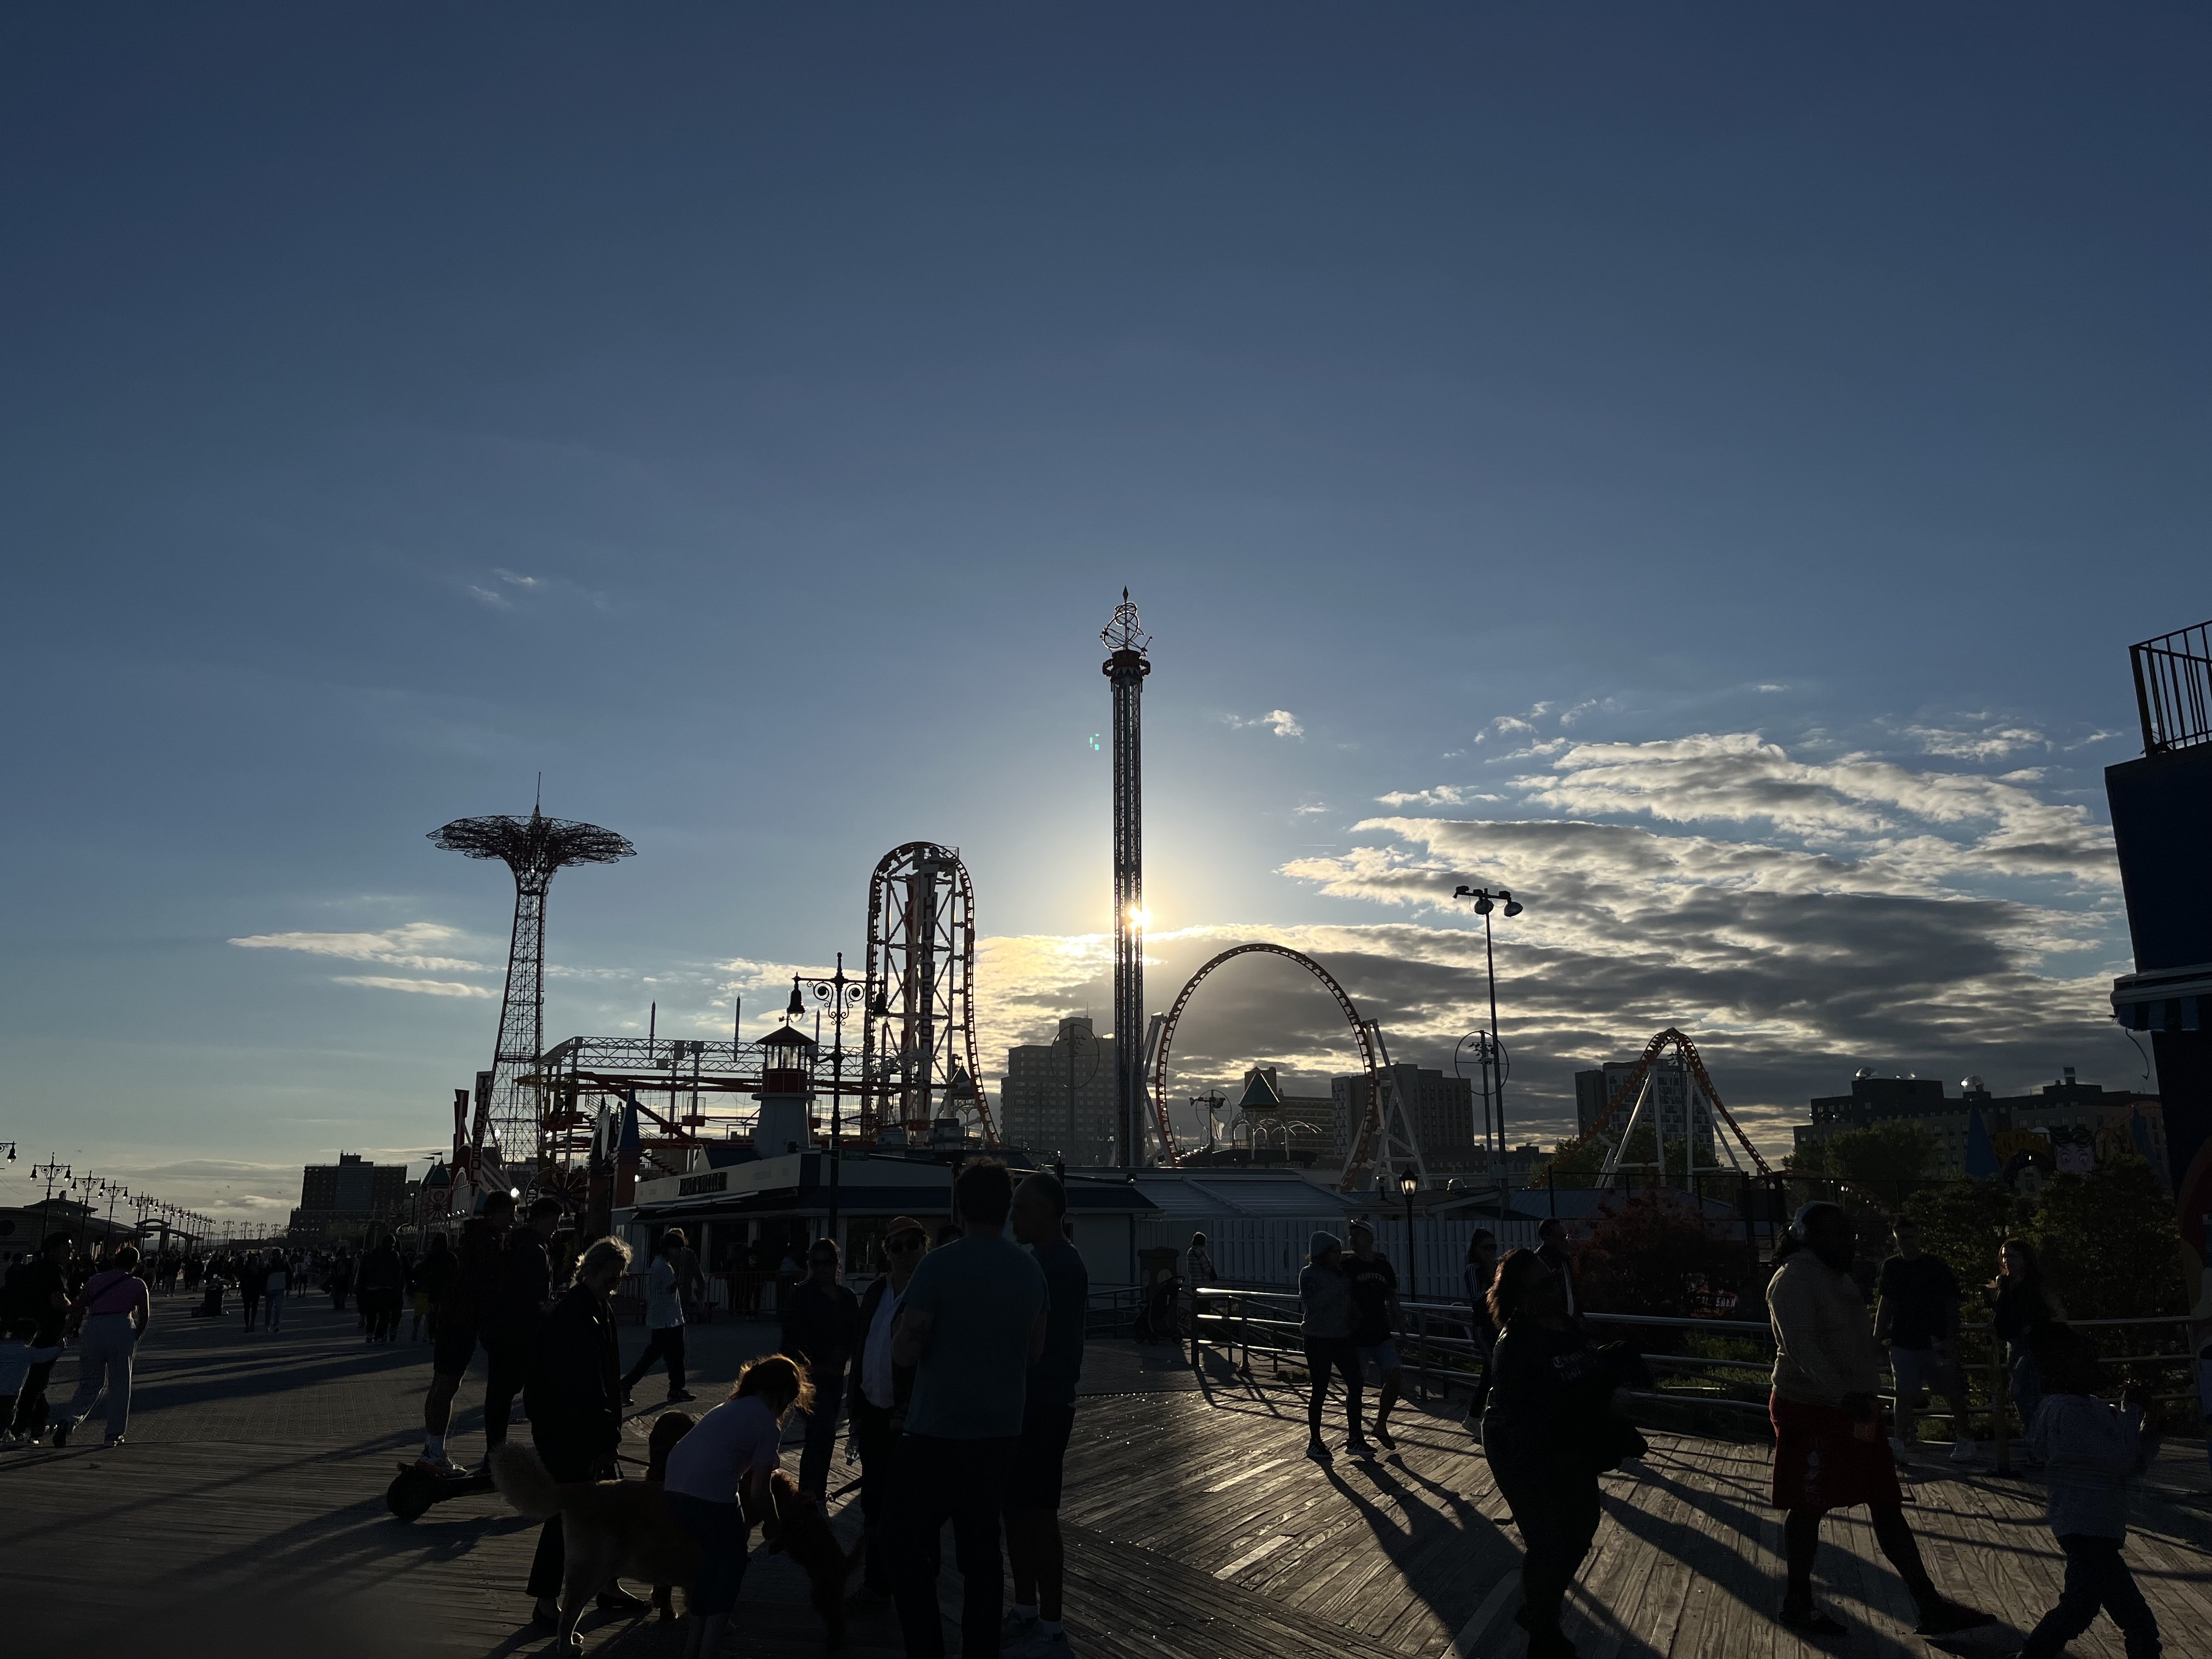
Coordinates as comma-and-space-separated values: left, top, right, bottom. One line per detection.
1102, 591, 1151, 1167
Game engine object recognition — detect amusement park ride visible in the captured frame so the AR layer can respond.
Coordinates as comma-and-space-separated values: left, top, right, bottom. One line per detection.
430, 596, 1758, 1212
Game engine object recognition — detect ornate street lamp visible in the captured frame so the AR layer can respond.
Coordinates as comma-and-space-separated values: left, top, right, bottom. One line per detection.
791, 953, 867, 1246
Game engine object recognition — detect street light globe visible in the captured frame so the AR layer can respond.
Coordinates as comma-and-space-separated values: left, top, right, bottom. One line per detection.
1471, 895, 1494, 915
1399, 1171, 1418, 1197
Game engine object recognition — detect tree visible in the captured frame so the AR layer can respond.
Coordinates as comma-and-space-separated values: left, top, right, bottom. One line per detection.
1900, 1180, 2023, 1295
1825, 1122, 1938, 1203
1573, 1195, 1752, 1320
2028, 1154, 2187, 1320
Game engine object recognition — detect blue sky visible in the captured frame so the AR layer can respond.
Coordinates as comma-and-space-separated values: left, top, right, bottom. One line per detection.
3, 6, 2207, 1222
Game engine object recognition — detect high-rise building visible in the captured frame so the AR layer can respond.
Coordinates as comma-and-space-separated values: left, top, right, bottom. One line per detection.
999, 1017, 1116, 1165
1575, 1057, 1691, 1140
1331, 1064, 1478, 1170
291, 1152, 411, 1235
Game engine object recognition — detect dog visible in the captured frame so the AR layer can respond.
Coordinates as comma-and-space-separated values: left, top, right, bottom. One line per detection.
764, 1468, 866, 1649
644, 1410, 697, 1621
489, 1441, 701, 1655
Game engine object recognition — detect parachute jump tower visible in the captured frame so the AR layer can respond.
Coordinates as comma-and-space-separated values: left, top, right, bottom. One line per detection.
430, 803, 635, 1186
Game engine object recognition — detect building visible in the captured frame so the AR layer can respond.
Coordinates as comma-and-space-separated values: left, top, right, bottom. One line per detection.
1575, 1056, 1693, 1139
1207, 1065, 1334, 1164
1792, 1069, 2167, 1182
998, 1016, 1115, 1165
290, 1152, 411, 1237
1331, 1064, 1479, 1171
2104, 619, 2212, 1279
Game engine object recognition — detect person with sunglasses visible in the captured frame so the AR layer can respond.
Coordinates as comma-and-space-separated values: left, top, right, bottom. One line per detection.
848, 1216, 928, 1602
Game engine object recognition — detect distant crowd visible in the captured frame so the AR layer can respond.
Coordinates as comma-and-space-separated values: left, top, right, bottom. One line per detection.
1, 1182, 2187, 1659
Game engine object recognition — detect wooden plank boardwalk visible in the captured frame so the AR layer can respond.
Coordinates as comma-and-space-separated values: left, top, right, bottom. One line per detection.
3, 1295, 2207, 1657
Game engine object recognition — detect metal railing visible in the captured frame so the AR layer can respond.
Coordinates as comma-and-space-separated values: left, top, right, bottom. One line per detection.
2131, 618, 2212, 753
1190, 1286, 2200, 1467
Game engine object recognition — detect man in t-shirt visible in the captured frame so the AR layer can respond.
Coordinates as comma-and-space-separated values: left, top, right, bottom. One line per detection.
781, 1238, 860, 1499
1874, 1218, 1976, 1464
890, 1159, 1049, 1659
1002, 1172, 1088, 1655
1343, 1221, 1406, 1450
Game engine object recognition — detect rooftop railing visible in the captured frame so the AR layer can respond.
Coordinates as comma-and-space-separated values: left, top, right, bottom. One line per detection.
2131, 619, 2212, 754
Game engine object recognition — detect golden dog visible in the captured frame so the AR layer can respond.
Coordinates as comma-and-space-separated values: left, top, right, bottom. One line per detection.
489, 1441, 700, 1655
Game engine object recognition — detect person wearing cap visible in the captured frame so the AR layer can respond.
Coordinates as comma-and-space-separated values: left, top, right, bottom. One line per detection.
1766, 1202, 1993, 1639
1299, 1232, 1368, 1459
1343, 1220, 1407, 1450
848, 1216, 928, 1601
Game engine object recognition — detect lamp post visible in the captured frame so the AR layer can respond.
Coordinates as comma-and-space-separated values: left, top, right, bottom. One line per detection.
32, 1160, 70, 1245
1451, 885, 1524, 1172
791, 954, 867, 1250
1398, 1170, 1420, 1301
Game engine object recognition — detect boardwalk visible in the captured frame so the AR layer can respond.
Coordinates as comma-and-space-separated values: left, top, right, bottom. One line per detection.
4, 1294, 2207, 1657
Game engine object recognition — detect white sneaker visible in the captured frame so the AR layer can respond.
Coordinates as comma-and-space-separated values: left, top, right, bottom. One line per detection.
1000, 1610, 1039, 1645
1888, 1436, 1915, 1461
1948, 1436, 1979, 1464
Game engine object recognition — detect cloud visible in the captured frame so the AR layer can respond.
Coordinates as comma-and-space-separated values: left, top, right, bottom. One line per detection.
1226, 709, 1305, 738
1902, 723, 2048, 761
331, 975, 495, 997
230, 923, 492, 973
465, 585, 510, 609
1510, 733, 2114, 882
493, 568, 541, 589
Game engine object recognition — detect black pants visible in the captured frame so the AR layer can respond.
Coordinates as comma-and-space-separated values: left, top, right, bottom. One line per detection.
1493, 1460, 1601, 1654
10, 1357, 57, 1436
484, 1335, 531, 1449
889, 1431, 1017, 1659
1303, 1338, 1363, 1443
2023, 1534, 2161, 1659
851, 1396, 900, 1594
527, 1436, 605, 1600
799, 1363, 847, 1498
241, 1294, 261, 1329
622, 1326, 686, 1396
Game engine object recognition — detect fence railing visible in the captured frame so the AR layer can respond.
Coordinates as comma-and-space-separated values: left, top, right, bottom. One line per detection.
1188, 1285, 2199, 1468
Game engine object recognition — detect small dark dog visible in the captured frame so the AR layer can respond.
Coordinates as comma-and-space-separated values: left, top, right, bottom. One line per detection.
645, 1410, 697, 1620
765, 1469, 866, 1649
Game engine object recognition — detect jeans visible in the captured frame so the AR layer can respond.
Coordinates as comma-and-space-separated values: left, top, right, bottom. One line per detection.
64, 1314, 138, 1442
526, 1435, 604, 1600
799, 1363, 847, 1498
1302, 1337, 1363, 1443
11, 1356, 58, 1436
665, 1492, 751, 1615
1492, 1458, 1601, 1653
889, 1431, 1018, 1659
851, 1396, 900, 1594
264, 1290, 285, 1331
622, 1326, 687, 1396
2022, 1534, 2161, 1659
241, 1294, 261, 1330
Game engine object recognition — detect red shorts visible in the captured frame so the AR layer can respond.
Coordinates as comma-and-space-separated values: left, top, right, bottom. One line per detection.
1769, 1393, 1902, 1511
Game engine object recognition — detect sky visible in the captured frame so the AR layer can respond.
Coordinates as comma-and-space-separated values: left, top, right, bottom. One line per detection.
4, 5, 2208, 1226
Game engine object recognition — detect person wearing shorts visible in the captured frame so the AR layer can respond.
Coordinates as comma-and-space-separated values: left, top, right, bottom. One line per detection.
1002, 1172, 1087, 1654
663, 1354, 806, 1656
1767, 1203, 1991, 1639
416, 1193, 514, 1475
1874, 1219, 1976, 1463
1344, 1221, 1405, 1449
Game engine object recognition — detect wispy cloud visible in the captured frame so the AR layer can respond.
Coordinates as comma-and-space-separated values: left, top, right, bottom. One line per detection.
229, 923, 491, 973
1226, 709, 1305, 738
332, 975, 495, 998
